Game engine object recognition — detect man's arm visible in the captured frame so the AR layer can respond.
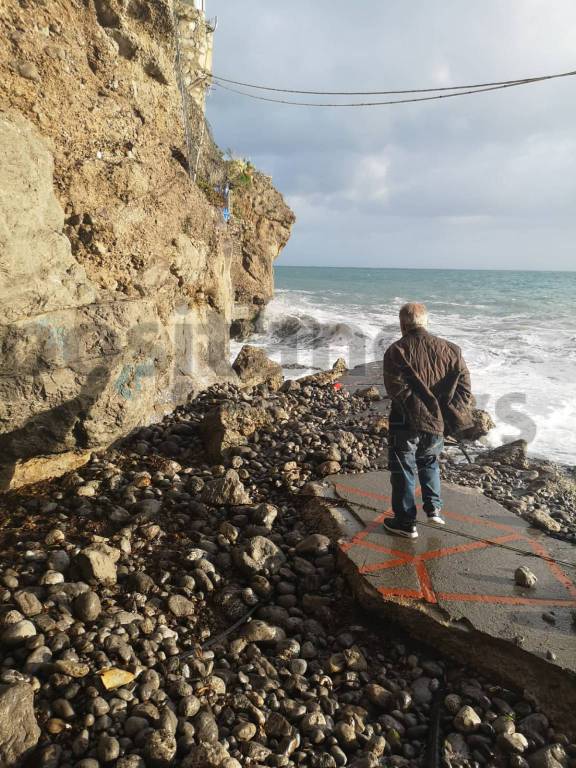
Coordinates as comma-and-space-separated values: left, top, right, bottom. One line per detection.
383, 346, 414, 407
452, 350, 475, 411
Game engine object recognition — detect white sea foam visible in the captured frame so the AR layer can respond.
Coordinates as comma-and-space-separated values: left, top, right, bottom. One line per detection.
232, 278, 576, 466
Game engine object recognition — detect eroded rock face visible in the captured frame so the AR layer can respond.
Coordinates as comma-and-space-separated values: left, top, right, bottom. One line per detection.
230, 172, 296, 320
0, 116, 232, 490
0, 0, 293, 488
0, 682, 41, 766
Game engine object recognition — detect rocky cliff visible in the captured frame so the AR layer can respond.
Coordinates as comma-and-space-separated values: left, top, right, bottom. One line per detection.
0, 0, 294, 488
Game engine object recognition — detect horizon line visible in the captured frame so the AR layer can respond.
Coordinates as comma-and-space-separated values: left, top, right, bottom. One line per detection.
274, 264, 576, 273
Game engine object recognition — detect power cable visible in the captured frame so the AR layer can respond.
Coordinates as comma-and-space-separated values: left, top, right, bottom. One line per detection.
212, 74, 574, 108
211, 67, 576, 96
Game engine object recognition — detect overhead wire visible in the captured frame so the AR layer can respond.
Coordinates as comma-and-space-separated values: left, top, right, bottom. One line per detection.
211, 67, 576, 96
210, 71, 576, 108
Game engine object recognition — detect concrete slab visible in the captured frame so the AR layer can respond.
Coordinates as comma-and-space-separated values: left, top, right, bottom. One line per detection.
316, 469, 576, 728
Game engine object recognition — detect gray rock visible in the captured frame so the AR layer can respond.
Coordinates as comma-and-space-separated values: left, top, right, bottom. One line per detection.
75, 544, 119, 585
200, 470, 251, 506
515, 566, 538, 588
240, 620, 286, 644
131, 498, 163, 521
476, 439, 528, 468
13, 590, 43, 617
527, 744, 567, 768
97, 734, 120, 762
443, 732, 470, 762
499, 732, 529, 753
233, 721, 257, 741
365, 683, 393, 709
453, 705, 481, 733
295, 533, 331, 555
0, 683, 41, 766
53, 659, 90, 678
528, 509, 562, 533
250, 503, 278, 529
200, 403, 273, 461
129, 571, 156, 594
232, 536, 286, 576
1, 619, 36, 647
194, 710, 219, 744
72, 590, 102, 622
356, 386, 381, 401
117, 755, 146, 768
318, 460, 341, 476
143, 728, 177, 766
25, 645, 52, 672
181, 742, 231, 768
47, 549, 70, 572
167, 594, 194, 617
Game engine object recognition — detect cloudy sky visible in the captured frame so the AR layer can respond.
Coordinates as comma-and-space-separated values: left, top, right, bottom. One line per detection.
206, 1, 576, 270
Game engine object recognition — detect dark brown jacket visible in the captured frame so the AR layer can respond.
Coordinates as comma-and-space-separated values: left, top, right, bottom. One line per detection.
383, 328, 474, 435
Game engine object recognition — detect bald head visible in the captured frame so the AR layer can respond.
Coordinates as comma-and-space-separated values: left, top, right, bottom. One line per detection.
399, 302, 428, 335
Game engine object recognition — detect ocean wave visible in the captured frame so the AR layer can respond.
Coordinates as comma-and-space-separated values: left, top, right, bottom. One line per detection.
261, 313, 371, 348
241, 281, 576, 463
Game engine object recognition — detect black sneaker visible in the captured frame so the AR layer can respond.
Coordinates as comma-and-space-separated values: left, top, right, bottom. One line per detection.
383, 518, 418, 539
427, 511, 445, 525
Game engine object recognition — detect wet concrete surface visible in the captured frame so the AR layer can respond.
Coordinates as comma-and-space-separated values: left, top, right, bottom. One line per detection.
328, 470, 576, 674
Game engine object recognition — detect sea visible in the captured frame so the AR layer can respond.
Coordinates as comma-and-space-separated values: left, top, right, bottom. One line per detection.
231, 266, 576, 466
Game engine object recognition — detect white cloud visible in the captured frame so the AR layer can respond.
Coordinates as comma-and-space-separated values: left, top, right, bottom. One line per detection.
207, 0, 576, 269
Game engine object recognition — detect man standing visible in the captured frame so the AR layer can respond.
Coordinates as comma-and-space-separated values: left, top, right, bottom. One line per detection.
383, 303, 474, 538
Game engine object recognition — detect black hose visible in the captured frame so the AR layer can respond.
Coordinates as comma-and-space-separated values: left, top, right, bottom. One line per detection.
426, 686, 446, 768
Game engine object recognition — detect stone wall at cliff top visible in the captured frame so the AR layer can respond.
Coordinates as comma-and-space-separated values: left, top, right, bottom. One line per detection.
0, 0, 294, 488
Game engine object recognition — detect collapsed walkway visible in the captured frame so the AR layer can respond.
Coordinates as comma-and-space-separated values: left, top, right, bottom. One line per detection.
316, 469, 576, 728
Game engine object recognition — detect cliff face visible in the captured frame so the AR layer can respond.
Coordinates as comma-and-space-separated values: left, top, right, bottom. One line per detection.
0, 0, 294, 488
232, 171, 295, 314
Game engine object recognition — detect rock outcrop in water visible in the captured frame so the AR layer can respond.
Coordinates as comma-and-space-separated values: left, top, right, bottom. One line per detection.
0, 0, 294, 488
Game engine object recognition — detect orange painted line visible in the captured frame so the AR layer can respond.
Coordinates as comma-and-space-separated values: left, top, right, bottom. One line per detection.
352, 539, 416, 559
334, 482, 391, 503
528, 540, 576, 599
378, 587, 424, 600
437, 592, 576, 607
342, 509, 392, 551
419, 533, 521, 562
415, 561, 437, 604
360, 557, 413, 575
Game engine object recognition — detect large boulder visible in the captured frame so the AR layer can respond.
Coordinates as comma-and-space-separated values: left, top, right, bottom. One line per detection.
0, 682, 41, 766
475, 439, 528, 468
200, 403, 273, 461
232, 345, 283, 391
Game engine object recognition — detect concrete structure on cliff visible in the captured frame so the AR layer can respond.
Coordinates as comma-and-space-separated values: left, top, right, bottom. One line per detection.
174, 0, 214, 113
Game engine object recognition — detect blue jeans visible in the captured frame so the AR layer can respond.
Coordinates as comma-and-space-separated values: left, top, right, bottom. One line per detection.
388, 430, 444, 524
